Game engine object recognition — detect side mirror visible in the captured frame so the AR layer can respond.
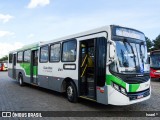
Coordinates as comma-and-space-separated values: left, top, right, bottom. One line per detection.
109, 43, 115, 59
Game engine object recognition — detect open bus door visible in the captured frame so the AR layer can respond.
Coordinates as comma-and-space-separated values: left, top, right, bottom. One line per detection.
13, 54, 16, 79
31, 50, 38, 85
79, 37, 107, 100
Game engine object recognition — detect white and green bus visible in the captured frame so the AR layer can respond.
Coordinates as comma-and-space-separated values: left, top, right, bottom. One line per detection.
8, 25, 151, 105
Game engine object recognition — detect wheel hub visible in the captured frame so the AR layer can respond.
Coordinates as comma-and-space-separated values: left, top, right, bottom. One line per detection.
67, 86, 73, 97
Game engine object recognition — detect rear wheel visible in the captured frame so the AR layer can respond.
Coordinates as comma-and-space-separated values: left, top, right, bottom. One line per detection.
19, 74, 24, 86
66, 81, 77, 103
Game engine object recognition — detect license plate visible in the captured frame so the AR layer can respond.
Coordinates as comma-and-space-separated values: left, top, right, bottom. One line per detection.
137, 95, 144, 99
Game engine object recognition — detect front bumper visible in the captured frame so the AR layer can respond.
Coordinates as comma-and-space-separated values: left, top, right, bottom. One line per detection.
108, 86, 151, 105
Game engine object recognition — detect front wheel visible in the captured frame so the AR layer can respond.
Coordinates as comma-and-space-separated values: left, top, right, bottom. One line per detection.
66, 81, 77, 103
19, 74, 24, 86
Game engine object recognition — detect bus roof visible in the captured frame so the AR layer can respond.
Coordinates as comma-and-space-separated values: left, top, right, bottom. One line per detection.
9, 25, 144, 53
9, 42, 42, 53
40, 25, 112, 46
40, 25, 144, 46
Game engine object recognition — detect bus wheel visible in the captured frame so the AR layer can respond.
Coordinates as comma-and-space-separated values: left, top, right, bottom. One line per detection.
19, 74, 24, 86
66, 81, 77, 103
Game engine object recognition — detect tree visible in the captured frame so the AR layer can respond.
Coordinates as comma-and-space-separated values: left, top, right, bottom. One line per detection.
153, 34, 160, 50
145, 37, 153, 52
0, 55, 8, 62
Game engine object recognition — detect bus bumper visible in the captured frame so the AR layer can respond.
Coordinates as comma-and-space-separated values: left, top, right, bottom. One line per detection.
108, 86, 151, 106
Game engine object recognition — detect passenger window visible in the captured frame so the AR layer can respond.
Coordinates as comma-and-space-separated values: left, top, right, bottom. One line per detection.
62, 40, 77, 62
50, 44, 60, 62
40, 46, 49, 63
17, 52, 23, 63
24, 50, 31, 62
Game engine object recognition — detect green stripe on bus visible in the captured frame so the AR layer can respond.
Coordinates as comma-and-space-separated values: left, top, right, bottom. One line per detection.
106, 75, 126, 88
20, 63, 37, 76
129, 84, 140, 92
33, 66, 38, 76
106, 74, 140, 92
20, 63, 31, 75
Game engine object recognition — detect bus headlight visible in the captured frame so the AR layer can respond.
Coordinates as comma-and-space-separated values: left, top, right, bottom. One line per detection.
120, 87, 127, 95
112, 83, 119, 91
112, 82, 127, 95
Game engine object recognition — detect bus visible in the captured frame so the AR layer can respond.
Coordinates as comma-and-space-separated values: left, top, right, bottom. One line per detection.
0, 62, 8, 71
8, 25, 151, 105
150, 50, 160, 79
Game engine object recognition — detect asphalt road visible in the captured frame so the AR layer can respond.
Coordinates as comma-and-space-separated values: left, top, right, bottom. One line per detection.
0, 71, 160, 120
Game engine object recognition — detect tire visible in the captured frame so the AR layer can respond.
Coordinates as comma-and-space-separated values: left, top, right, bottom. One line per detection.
66, 81, 78, 103
19, 74, 24, 86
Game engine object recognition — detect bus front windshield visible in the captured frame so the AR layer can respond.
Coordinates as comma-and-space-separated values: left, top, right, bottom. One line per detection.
150, 52, 160, 68
110, 39, 150, 74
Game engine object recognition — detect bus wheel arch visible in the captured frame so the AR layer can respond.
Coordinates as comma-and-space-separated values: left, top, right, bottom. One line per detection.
18, 72, 24, 86
61, 77, 78, 103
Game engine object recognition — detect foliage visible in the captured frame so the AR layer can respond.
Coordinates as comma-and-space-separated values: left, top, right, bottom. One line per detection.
152, 34, 160, 50
145, 37, 153, 52
0, 55, 8, 62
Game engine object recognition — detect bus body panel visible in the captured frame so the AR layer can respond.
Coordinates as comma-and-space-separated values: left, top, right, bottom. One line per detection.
108, 85, 151, 105
150, 50, 160, 79
7, 25, 150, 105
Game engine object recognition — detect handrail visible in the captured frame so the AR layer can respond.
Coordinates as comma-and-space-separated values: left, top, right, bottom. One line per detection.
81, 64, 87, 77
81, 54, 88, 67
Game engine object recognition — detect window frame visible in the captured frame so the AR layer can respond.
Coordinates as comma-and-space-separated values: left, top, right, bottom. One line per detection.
49, 42, 61, 63
23, 49, 31, 63
39, 45, 49, 63
9, 53, 13, 63
61, 39, 77, 62
17, 51, 23, 63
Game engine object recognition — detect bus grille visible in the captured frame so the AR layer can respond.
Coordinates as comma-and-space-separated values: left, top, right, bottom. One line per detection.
127, 88, 150, 101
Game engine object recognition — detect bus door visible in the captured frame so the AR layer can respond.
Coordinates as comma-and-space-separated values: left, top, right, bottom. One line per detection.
79, 37, 107, 100
31, 50, 38, 84
13, 54, 17, 79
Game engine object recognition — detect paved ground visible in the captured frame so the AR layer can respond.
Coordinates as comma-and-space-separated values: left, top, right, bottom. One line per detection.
0, 71, 160, 120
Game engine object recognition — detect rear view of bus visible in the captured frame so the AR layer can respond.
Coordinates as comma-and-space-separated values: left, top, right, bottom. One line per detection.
150, 50, 160, 79
107, 26, 150, 105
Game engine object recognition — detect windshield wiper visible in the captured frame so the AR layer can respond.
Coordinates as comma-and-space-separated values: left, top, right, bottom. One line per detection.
124, 39, 137, 69
140, 42, 145, 63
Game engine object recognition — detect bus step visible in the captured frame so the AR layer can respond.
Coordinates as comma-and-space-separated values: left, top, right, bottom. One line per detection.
87, 95, 95, 99
79, 96, 96, 101
88, 87, 94, 96
87, 81, 94, 88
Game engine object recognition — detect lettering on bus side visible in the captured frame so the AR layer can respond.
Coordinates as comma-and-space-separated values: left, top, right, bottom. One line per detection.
58, 68, 63, 71
43, 66, 53, 72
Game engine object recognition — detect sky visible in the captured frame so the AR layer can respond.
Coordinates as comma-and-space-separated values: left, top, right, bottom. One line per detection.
0, 0, 160, 58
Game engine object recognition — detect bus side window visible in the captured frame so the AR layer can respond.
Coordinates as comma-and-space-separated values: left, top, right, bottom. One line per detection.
62, 40, 77, 62
24, 50, 31, 63
17, 52, 23, 63
50, 43, 61, 62
40, 46, 49, 63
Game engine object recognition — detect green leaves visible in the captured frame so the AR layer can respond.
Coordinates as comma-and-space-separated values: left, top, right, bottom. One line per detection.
152, 34, 160, 50
145, 37, 153, 52
145, 34, 160, 52
0, 55, 8, 62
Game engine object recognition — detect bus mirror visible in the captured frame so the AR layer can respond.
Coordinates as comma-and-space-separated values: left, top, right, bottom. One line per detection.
109, 44, 115, 59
